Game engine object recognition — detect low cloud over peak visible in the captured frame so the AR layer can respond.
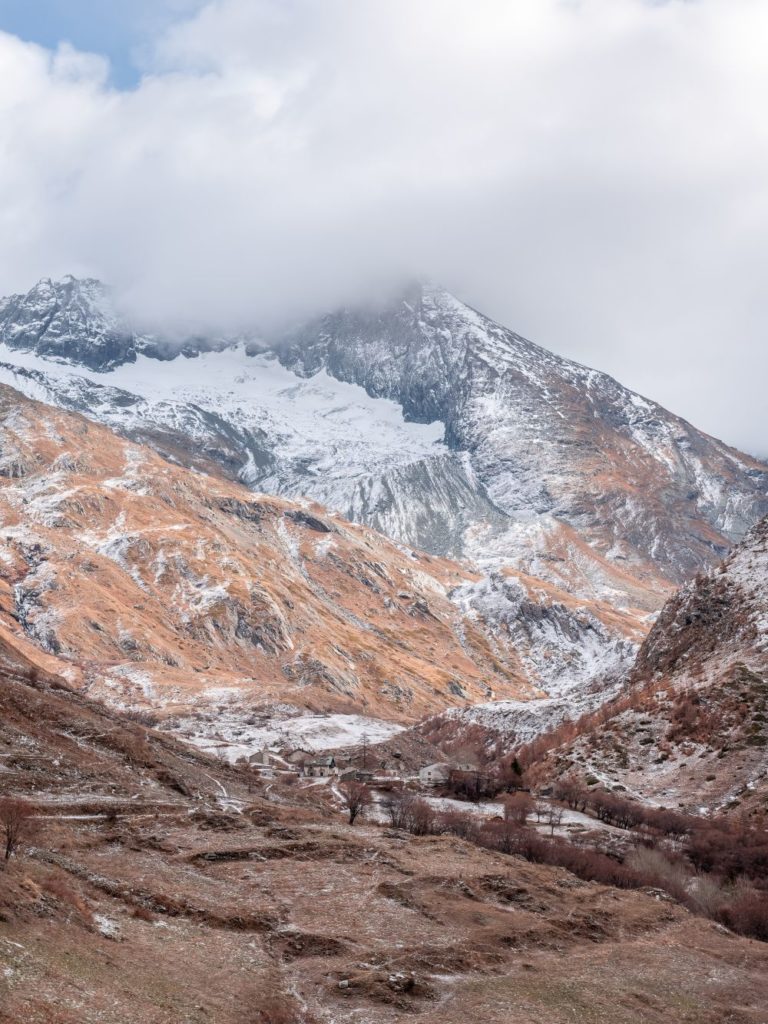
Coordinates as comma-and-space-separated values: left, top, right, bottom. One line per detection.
0, 0, 767, 454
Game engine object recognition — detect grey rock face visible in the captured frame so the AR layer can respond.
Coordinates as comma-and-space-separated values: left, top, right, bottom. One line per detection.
631, 513, 768, 682
277, 282, 768, 581
0, 277, 146, 370
0, 276, 765, 595
0, 276, 227, 371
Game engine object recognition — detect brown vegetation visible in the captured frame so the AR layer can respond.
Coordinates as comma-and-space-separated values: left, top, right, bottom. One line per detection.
339, 781, 372, 825
1, 659, 768, 1024
0, 798, 36, 863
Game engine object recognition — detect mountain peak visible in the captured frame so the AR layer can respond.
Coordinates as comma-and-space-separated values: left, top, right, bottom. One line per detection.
26, 273, 104, 293
0, 274, 134, 371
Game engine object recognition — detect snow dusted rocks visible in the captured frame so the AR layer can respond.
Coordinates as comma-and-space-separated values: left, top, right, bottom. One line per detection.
450, 571, 637, 696
0, 277, 765, 617
0, 277, 147, 371
0, 276, 229, 370
419, 571, 639, 749
630, 513, 768, 685
526, 515, 768, 812
177, 709, 406, 763
278, 282, 768, 588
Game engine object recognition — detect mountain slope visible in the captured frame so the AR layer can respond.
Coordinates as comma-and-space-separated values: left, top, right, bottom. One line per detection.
0, 381, 652, 749
279, 282, 768, 583
525, 516, 768, 813
4, 653, 768, 1024
0, 276, 764, 619
0, 383, 530, 724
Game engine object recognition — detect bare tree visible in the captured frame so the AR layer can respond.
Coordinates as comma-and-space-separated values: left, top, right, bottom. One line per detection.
553, 774, 588, 811
382, 791, 436, 835
340, 781, 372, 825
545, 805, 564, 837
503, 791, 534, 825
383, 790, 411, 829
0, 798, 36, 863
533, 800, 548, 823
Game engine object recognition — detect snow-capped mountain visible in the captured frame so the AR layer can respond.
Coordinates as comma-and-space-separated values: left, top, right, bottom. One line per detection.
0, 275, 765, 617
0, 275, 231, 369
278, 282, 768, 582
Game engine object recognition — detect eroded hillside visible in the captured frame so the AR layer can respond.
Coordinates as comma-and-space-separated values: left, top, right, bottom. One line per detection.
0, 385, 536, 723
0, 384, 651, 739
517, 517, 768, 813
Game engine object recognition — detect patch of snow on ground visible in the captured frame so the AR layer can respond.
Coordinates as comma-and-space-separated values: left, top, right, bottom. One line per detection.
94, 915, 121, 940
178, 711, 405, 763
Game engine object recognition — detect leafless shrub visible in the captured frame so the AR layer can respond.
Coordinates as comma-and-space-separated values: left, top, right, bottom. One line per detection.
718, 888, 768, 942
687, 874, 727, 917
383, 792, 437, 835
544, 805, 564, 836
503, 791, 534, 825
533, 801, 548, 823
436, 809, 480, 842
686, 820, 768, 881
407, 798, 438, 836
0, 797, 37, 863
122, 709, 160, 728
553, 775, 588, 811
479, 817, 524, 855
625, 846, 689, 900
340, 781, 372, 825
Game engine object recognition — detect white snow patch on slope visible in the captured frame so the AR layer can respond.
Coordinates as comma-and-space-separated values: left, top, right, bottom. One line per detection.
0, 343, 446, 496
178, 711, 405, 763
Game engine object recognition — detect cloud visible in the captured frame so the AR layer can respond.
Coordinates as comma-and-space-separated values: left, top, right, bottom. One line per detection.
0, 0, 766, 454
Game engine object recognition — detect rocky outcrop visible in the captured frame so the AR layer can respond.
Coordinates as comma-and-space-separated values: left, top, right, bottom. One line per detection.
523, 517, 768, 813
630, 515, 768, 683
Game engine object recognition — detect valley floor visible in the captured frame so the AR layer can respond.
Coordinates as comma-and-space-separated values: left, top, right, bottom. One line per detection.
3, 780, 768, 1023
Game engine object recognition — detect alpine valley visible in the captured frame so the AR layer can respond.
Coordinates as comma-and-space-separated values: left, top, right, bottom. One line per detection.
1, 277, 767, 1024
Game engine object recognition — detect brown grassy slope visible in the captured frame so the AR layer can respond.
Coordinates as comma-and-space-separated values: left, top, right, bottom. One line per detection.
0, 382, 656, 722
1, 662, 767, 1024
0, 383, 542, 721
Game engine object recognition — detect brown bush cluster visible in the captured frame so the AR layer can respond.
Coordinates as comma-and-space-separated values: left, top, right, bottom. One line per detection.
381, 784, 768, 942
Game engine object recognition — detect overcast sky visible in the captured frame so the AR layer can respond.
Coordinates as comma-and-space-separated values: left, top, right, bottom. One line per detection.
0, 0, 766, 456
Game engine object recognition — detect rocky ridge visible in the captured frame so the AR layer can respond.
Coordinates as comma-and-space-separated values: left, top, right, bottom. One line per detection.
515, 516, 768, 813
1, 276, 765, 616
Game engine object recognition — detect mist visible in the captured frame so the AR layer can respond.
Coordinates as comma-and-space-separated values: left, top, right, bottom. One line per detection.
0, 0, 767, 454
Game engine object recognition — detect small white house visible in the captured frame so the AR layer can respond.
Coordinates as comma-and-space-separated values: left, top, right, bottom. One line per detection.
419, 763, 451, 787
